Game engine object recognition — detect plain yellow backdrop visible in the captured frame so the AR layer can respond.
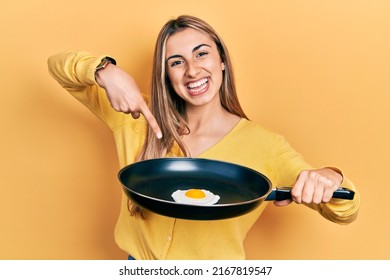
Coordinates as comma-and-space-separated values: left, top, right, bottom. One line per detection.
1, 0, 389, 259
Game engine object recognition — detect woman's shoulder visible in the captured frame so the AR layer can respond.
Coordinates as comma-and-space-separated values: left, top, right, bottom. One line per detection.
236, 119, 284, 139
231, 119, 292, 151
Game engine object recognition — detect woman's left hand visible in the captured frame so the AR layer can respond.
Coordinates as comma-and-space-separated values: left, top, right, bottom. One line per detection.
274, 168, 343, 206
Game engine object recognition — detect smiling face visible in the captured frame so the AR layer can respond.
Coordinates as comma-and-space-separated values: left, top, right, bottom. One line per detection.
165, 28, 224, 109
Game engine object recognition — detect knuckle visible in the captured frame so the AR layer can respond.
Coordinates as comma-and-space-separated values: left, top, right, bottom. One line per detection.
302, 189, 312, 198
290, 189, 299, 199
309, 171, 318, 180
299, 170, 309, 178
112, 105, 121, 112
312, 198, 320, 204
312, 195, 323, 204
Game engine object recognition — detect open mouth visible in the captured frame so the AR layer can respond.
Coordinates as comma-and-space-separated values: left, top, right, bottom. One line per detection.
186, 78, 208, 94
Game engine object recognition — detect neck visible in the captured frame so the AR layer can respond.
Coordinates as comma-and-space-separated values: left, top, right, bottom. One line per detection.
185, 102, 225, 130
180, 103, 241, 157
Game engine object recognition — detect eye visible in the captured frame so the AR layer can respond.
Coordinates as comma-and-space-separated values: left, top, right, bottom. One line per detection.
170, 59, 186, 67
196, 51, 208, 58
170, 60, 183, 67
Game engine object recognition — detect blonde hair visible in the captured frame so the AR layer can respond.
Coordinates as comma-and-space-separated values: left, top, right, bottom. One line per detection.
129, 15, 248, 216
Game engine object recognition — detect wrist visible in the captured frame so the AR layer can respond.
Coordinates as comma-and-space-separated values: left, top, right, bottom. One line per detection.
324, 166, 344, 184
95, 56, 116, 73
94, 57, 116, 87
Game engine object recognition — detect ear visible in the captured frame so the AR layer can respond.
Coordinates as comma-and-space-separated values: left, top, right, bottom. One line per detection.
221, 62, 225, 71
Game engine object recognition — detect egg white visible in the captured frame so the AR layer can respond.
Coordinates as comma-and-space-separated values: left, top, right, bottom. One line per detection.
171, 189, 220, 205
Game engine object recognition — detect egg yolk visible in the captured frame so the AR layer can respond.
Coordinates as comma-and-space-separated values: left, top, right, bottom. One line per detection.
185, 189, 206, 199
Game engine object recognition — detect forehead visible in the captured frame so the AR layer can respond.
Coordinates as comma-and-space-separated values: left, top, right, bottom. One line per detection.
165, 28, 216, 57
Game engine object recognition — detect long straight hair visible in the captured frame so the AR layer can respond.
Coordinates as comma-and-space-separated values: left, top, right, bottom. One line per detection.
130, 15, 248, 216
139, 15, 247, 160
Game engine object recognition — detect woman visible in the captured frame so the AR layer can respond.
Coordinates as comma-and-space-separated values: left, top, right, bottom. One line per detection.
48, 15, 360, 260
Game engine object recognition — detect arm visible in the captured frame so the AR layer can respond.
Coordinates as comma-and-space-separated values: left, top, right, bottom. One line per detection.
95, 62, 162, 138
47, 51, 161, 138
272, 136, 360, 225
48, 51, 104, 90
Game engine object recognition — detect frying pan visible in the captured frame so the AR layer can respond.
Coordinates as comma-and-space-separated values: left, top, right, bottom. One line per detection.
118, 158, 354, 220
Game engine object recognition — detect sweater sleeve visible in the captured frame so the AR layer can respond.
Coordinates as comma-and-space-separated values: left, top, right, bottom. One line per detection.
272, 135, 360, 225
47, 50, 127, 129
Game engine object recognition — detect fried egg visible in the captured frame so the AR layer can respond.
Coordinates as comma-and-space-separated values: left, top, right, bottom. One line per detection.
171, 189, 220, 205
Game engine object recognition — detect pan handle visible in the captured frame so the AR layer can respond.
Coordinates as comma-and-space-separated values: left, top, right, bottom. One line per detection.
265, 187, 355, 201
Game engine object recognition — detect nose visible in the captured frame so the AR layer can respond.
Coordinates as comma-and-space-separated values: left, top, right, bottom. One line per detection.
185, 61, 200, 78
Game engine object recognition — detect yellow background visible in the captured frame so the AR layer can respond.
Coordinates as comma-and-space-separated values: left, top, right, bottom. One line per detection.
1, 0, 389, 259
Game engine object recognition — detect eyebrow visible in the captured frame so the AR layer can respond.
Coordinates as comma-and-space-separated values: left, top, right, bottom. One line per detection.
166, 43, 212, 62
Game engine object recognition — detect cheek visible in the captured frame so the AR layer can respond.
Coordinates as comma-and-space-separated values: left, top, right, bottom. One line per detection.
168, 75, 184, 98
206, 58, 223, 81
167, 69, 182, 86
211, 63, 223, 85
167, 72, 187, 98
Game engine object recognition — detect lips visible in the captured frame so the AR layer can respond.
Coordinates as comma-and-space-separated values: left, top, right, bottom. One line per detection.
186, 78, 209, 95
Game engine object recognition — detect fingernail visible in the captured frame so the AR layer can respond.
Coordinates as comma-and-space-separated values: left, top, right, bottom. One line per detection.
157, 132, 163, 139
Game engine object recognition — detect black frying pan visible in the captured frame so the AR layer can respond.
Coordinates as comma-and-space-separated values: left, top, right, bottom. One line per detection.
118, 158, 354, 220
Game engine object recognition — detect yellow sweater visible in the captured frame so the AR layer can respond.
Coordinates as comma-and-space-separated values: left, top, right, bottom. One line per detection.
48, 51, 360, 260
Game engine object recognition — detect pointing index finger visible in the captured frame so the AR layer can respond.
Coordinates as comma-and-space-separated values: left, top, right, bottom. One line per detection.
140, 103, 163, 139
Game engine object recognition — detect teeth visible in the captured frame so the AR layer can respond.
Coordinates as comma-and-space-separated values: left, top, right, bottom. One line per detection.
188, 78, 207, 89
189, 82, 207, 93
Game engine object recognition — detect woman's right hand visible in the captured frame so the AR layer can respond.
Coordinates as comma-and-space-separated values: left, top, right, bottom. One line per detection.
95, 63, 162, 139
